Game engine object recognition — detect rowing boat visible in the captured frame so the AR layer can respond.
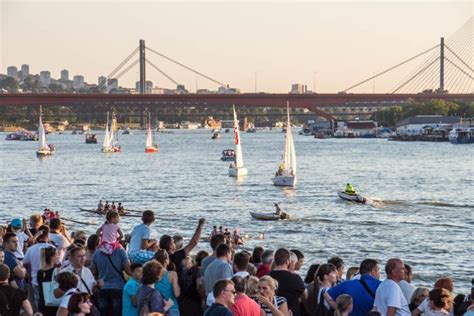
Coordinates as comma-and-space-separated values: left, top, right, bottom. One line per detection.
249, 211, 290, 221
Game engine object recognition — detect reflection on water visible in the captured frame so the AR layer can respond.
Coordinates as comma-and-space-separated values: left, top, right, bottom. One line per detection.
0, 130, 473, 293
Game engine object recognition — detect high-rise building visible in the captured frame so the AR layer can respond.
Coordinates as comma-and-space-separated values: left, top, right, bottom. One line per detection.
21, 64, 29, 78
73, 75, 85, 89
107, 78, 118, 89
7, 66, 18, 78
98, 76, 106, 87
60, 69, 69, 81
290, 84, 307, 94
135, 80, 153, 94
39, 71, 51, 86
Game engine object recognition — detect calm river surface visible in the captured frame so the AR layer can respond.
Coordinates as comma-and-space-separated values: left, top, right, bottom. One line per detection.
0, 129, 473, 293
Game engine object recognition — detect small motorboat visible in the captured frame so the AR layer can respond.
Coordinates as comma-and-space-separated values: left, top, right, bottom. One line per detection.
221, 149, 235, 161
212, 132, 221, 139
337, 191, 367, 204
249, 211, 290, 221
85, 133, 98, 144
122, 128, 132, 135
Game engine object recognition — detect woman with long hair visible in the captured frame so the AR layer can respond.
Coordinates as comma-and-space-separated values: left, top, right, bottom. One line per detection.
67, 293, 92, 316
409, 287, 429, 311
305, 263, 337, 315
256, 275, 289, 316
37, 246, 59, 316
154, 249, 180, 316
428, 288, 454, 316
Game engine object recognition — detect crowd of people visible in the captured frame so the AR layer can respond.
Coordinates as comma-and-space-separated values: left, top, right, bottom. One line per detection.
0, 209, 472, 316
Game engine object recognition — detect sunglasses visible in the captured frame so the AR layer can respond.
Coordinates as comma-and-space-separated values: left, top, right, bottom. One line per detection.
224, 289, 236, 295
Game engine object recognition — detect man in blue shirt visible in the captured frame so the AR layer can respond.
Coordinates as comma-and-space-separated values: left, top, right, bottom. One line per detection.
91, 247, 132, 316
325, 258, 381, 316
2, 233, 26, 289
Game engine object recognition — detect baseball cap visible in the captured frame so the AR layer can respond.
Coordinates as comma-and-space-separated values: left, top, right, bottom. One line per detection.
11, 218, 23, 230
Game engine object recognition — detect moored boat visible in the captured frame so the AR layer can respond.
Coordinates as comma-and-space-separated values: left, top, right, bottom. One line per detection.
337, 191, 367, 204
449, 126, 474, 144
85, 133, 98, 144
221, 149, 235, 161
212, 132, 221, 139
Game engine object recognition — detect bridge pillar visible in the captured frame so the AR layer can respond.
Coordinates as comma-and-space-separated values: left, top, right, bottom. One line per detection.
139, 39, 146, 94
440, 37, 445, 93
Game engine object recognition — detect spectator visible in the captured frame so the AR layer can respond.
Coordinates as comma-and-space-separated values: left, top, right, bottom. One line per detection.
60, 244, 99, 296
179, 250, 209, 315
398, 264, 415, 303
230, 276, 262, 316
346, 267, 360, 281
23, 225, 53, 307
204, 243, 233, 306
49, 218, 72, 261
251, 246, 264, 267
413, 277, 455, 316
0, 263, 33, 316
257, 249, 274, 278
55, 271, 80, 316
204, 279, 235, 316
325, 259, 381, 316
154, 249, 181, 316
304, 264, 321, 286
233, 251, 251, 279
291, 249, 305, 272
37, 247, 60, 316
328, 256, 345, 284
256, 275, 289, 316
373, 258, 410, 316
136, 260, 173, 315
85, 234, 99, 267
2, 232, 27, 289
160, 218, 205, 276
67, 292, 92, 316
202, 233, 226, 277
91, 244, 132, 316
122, 263, 142, 316
305, 263, 337, 315
335, 294, 353, 316
128, 210, 157, 264
269, 248, 306, 316
409, 287, 429, 311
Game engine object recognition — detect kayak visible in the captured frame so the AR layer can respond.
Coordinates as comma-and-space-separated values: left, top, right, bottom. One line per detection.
337, 191, 367, 204
249, 211, 290, 221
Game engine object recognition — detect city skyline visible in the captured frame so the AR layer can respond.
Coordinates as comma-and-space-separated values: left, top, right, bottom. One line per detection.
1, 1, 471, 93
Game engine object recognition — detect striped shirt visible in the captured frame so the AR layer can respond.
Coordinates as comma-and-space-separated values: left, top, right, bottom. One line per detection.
255, 296, 287, 316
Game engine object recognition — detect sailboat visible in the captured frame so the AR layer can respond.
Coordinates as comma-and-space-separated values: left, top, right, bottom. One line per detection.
272, 102, 297, 186
102, 112, 121, 153
36, 106, 55, 157
229, 105, 248, 177
110, 112, 121, 152
145, 112, 158, 153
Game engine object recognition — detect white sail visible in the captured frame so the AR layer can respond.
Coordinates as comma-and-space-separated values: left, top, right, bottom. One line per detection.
146, 115, 153, 147
38, 111, 47, 150
109, 115, 115, 146
233, 106, 244, 168
102, 112, 111, 149
286, 104, 297, 175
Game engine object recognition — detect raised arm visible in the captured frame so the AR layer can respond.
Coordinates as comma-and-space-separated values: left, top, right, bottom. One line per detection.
183, 218, 205, 255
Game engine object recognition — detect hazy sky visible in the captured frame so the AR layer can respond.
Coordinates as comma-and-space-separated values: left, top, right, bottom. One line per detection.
1, 1, 471, 93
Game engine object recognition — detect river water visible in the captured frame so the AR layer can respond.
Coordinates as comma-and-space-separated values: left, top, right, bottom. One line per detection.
0, 129, 473, 293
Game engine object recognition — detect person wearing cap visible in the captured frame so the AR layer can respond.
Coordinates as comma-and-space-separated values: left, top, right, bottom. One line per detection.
10, 218, 32, 260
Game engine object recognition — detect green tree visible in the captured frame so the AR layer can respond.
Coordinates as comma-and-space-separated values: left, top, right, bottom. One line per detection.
0, 77, 20, 92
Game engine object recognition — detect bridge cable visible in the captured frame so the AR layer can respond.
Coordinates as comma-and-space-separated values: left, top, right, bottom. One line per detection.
343, 44, 439, 92
446, 31, 472, 92
444, 45, 473, 73
411, 57, 440, 93
99, 47, 139, 90
112, 59, 140, 84
145, 59, 180, 86
446, 37, 472, 93
393, 55, 439, 93
392, 57, 439, 93
445, 58, 474, 80
145, 46, 228, 87
392, 50, 439, 93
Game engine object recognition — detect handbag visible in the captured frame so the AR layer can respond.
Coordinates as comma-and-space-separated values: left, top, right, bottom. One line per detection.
42, 268, 62, 307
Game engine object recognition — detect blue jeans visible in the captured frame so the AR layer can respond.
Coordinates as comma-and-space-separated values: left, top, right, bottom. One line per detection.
97, 288, 123, 316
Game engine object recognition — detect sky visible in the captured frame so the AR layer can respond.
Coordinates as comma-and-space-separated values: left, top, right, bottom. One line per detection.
0, 1, 472, 93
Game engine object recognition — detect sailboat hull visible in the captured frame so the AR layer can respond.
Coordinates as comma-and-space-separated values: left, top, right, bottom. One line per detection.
36, 149, 55, 157
229, 167, 248, 177
145, 146, 158, 153
272, 175, 297, 187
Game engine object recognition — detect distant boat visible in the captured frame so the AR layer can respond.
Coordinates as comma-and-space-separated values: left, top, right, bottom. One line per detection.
211, 132, 221, 139
102, 112, 121, 153
272, 102, 296, 187
337, 191, 367, 204
145, 112, 158, 153
229, 105, 248, 177
449, 126, 474, 144
36, 106, 55, 157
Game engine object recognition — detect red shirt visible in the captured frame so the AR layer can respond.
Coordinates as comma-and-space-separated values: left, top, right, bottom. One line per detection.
256, 264, 271, 278
230, 293, 262, 316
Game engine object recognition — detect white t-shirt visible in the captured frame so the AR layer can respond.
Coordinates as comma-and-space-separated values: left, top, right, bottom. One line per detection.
23, 242, 54, 286
13, 231, 29, 259
374, 279, 411, 316
398, 280, 415, 302
59, 288, 80, 308
61, 266, 96, 294
50, 233, 71, 261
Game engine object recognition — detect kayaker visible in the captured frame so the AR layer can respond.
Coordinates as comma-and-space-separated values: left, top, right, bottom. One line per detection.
345, 183, 356, 195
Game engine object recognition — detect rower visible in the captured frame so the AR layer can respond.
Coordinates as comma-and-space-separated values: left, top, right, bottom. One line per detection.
345, 183, 356, 195
97, 200, 104, 212
274, 203, 282, 216
117, 202, 124, 212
